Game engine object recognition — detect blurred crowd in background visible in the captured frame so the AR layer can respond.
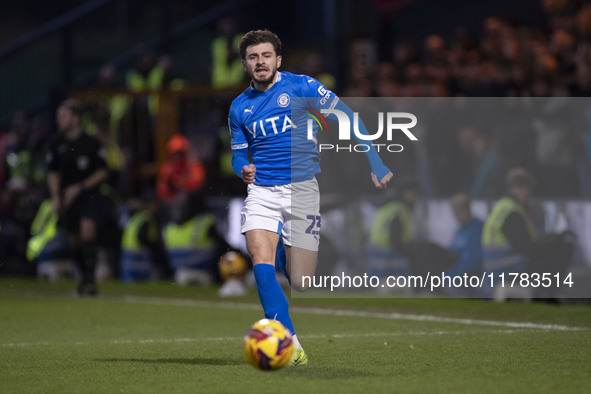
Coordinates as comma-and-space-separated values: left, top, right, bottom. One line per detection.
0, 0, 590, 287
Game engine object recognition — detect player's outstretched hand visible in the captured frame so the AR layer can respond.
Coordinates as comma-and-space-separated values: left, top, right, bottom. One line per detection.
241, 164, 256, 184
371, 171, 393, 189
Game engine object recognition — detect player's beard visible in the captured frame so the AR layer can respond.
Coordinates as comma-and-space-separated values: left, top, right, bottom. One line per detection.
251, 67, 277, 88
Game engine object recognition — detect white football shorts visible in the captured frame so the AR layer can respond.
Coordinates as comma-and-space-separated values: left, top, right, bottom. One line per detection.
240, 178, 320, 251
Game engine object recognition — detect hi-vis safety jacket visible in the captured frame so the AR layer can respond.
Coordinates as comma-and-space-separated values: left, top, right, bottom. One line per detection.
162, 214, 216, 271
367, 201, 412, 276
482, 197, 537, 275
211, 34, 244, 89
120, 210, 156, 281
26, 200, 58, 262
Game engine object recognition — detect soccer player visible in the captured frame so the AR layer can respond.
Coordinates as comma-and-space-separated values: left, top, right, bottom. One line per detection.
47, 99, 109, 295
229, 30, 393, 365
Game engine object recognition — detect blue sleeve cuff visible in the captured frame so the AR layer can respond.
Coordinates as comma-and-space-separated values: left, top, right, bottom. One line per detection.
371, 162, 392, 182
231, 149, 249, 178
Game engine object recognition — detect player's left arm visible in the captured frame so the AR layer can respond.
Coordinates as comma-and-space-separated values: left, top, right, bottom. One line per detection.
333, 99, 393, 188
306, 78, 393, 189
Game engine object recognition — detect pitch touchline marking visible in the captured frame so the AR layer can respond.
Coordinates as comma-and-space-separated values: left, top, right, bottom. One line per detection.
119, 296, 584, 332
290, 306, 585, 331
0, 329, 534, 348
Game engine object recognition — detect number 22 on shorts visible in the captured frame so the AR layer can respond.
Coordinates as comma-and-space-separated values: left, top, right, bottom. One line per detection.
305, 215, 321, 235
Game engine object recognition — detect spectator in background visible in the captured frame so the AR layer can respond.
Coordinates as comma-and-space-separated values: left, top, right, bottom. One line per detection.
26, 198, 75, 281
211, 16, 244, 89
575, 4, 591, 44
156, 133, 206, 203
28, 116, 52, 188
550, 29, 576, 78
373, 61, 399, 97
46, 99, 110, 296
368, 180, 457, 288
544, 0, 580, 32
482, 167, 576, 300
158, 54, 187, 91
573, 46, 591, 96
0, 111, 44, 277
456, 126, 500, 198
125, 47, 186, 143
532, 99, 580, 197
367, 180, 421, 278
126, 45, 162, 91
126, 45, 163, 116
482, 168, 538, 282
391, 40, 418, 83
443, 193, 484, 296
84, 98, 127, 194
120, 193, 170, 282
423, 35, 447, 67
3, 111, 32, 193
98, 63, 130, 138
162, 193, 228, 286
125, 45, 163, 172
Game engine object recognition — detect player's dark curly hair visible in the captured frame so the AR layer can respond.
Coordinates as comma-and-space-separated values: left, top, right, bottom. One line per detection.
238, 30, 282, 59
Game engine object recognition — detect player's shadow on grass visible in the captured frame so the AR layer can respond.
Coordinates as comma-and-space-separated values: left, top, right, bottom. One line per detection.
96, 357, 242, 366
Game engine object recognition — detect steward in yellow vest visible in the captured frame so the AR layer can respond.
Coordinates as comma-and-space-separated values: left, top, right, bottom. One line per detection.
120, 210, 157, 281
126, 49, 186, 115
163, 213, 217, 285
27, 199, 75, 280
211, 33, 244, 89
482, 168, 538, 285
161, 193, 228, 286
367, 181, 420, 277
211, 17, 244, 89
27, 200, 60, 262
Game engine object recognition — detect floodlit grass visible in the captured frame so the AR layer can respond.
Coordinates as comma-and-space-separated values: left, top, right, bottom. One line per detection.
1, 277, 590, 393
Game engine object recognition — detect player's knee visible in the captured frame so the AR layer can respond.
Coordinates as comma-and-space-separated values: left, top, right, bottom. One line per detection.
247, 245, 275, 265
290, 277, 309, 292
250, 253, 274, 266
291, 284, 309, 292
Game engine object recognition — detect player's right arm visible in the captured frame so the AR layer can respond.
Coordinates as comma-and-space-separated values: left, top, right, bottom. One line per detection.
228, 104, 256, 184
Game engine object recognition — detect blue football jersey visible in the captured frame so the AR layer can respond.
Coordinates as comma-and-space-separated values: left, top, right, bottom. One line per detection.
229, 71, 338, 185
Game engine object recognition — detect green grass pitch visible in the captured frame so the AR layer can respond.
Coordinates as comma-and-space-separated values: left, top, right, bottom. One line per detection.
1, 277, 590, 394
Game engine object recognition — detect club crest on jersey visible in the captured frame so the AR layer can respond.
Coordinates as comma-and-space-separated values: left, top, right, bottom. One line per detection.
277, 93, 290, 108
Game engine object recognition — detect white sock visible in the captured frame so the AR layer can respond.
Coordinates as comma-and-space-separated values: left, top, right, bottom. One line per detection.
292, 334, 302, 349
